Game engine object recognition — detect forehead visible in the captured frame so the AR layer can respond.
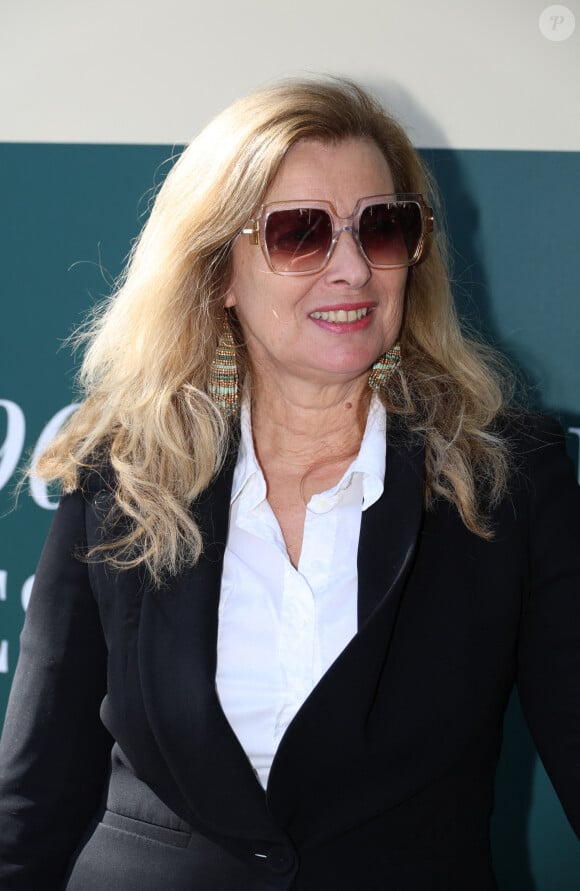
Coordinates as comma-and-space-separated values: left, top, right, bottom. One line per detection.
264, 138, 395, 215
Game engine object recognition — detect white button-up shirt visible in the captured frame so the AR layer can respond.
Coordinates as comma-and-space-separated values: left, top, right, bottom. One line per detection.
215, 396, 386, 788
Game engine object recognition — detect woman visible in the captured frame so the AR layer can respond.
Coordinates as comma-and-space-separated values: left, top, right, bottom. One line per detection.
0, 78, 579, 890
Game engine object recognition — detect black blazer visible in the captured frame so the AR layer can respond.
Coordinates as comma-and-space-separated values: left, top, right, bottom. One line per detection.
1, 414, 579, 891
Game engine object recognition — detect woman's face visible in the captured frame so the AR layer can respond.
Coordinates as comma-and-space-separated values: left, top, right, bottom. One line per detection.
226, 137, 408, 394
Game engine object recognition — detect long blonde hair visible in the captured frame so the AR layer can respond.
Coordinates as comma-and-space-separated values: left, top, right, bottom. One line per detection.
37, 77, 512, 583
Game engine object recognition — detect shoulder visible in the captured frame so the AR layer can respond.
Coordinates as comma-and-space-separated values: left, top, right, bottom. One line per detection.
499, 410, 580, 522
75, 457, 117, 498
502, 410, 567, 449
59, 458, 118, 528
495, 410, 571, 479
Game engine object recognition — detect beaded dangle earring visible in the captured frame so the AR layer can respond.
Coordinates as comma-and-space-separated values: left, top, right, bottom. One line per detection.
208, 313, 239, 415
368, 343, 401, 392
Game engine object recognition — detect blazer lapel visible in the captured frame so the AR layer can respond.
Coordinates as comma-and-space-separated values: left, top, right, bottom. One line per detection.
357, 412, 425, 626
136, 451, 278, 840
267, 415, 425, 828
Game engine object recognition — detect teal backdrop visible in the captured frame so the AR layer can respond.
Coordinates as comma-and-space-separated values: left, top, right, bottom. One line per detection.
1, 143, 579, 888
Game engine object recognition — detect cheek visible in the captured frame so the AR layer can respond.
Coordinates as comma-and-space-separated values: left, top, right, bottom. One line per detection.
382, 271, 407, 315
376, 274, 407, 343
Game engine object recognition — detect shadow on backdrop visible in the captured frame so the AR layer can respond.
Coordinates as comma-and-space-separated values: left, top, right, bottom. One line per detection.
371, 79, 564, 891
424, 143, 537, 891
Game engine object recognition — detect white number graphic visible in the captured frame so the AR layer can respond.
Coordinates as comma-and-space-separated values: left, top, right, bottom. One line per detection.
29, 404, 80, 509
0, 641, 8, 674
21, 575, 35, 611
0, 400, 26, 491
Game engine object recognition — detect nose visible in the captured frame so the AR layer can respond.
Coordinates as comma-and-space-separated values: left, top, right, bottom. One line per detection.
324, 227, 371, 288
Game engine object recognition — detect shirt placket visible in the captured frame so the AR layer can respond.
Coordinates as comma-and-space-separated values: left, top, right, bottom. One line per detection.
275, 559, 317, 745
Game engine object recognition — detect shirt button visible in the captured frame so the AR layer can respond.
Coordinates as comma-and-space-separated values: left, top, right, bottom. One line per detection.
253, 844, 297, 875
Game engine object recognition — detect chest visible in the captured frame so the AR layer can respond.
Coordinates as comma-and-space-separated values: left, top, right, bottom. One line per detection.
264, 456, 358, 566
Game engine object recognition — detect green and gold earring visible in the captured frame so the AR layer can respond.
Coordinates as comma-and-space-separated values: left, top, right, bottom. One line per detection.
208, 314, 239, 415
368, 343, 401, 392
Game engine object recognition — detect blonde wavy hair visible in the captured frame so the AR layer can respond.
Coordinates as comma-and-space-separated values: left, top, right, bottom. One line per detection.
37, 77, 512, 583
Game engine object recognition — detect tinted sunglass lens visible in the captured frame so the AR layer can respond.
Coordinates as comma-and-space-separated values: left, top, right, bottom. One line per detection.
264, 208, 333, 273
359, 203, 422, 267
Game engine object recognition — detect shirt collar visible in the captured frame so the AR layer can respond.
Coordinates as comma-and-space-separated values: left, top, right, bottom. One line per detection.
346, 393, 386, 510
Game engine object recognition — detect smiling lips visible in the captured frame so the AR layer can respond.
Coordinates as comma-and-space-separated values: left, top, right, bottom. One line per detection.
309, 306, 371, 323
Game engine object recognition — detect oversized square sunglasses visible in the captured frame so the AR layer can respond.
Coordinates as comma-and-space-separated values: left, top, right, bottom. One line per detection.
242, 194, 434, 275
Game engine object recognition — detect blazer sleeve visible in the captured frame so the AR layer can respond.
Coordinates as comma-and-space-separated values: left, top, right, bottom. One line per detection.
516, 416, 580, 837
0, 488, 112, 890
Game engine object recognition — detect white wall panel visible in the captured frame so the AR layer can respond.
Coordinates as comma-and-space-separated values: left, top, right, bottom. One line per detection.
0, 0, 578, 148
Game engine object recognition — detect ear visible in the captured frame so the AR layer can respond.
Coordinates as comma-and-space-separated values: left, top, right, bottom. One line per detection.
224, 287, 236, 308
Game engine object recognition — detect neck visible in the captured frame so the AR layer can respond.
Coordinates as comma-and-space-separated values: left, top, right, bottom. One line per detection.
249, 371, 371, 469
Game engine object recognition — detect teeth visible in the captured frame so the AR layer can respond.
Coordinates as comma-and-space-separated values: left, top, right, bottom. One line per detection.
310, 307, 370, 323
